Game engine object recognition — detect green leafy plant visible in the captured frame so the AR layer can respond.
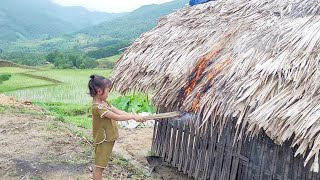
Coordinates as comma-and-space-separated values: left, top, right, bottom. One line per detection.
110, 94, 156, 113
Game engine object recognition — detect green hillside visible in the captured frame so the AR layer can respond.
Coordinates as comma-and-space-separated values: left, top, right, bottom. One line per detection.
0, 0, 125, 42
0, 0, 187, 66
80, 0, 187, 40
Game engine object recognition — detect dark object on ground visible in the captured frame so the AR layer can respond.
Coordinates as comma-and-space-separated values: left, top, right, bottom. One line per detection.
146, 155, 163, 175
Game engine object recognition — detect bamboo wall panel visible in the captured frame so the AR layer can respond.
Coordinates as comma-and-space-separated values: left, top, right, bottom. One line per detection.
152, 118, 320, 180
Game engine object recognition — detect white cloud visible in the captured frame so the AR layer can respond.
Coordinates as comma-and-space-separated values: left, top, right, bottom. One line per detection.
52, 0, 174, 13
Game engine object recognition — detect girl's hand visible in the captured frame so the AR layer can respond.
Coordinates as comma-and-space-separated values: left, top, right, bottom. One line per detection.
133, 115, 145, 122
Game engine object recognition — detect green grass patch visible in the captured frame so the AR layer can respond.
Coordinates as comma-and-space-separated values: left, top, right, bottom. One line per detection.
97, 54, 122, 63
36, 102, 92, 129
0, 73, 56, 92
96, 54, 122, 69
0, 74, 11, 84
0, 67, 34, 74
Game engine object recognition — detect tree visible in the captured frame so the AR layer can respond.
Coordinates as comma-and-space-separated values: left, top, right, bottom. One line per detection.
81, 58, 98, 69
46, 52, 56, 63
45, 50, 98, 69
68, 54, 82, 68
46, 50, 62, 63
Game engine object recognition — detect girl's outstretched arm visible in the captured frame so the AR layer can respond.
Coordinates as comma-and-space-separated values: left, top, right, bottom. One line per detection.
102, 110, 144, 122
111, 106, 131, 115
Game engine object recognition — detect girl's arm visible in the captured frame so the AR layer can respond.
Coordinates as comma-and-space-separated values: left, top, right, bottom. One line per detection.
111, 106, 131, 115
102, 110, 144, 122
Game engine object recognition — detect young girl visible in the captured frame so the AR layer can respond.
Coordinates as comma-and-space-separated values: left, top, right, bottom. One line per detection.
88, 74, 145, 180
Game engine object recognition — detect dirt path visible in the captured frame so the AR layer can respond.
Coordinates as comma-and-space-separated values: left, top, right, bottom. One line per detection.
0, 95, 191, 180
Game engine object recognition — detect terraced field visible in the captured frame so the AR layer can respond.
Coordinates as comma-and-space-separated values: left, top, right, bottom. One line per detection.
0, 62, 116, 103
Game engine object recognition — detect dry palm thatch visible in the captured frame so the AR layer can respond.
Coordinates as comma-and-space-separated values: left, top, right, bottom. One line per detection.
112, 0, 320, 172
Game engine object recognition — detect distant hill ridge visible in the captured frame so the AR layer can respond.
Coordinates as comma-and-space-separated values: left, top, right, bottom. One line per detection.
0, 0, 126, 42
0, 0, 188, 67
79, 0, 188, 40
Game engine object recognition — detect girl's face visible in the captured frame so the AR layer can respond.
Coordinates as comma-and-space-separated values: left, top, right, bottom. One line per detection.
96, 86, 111, 101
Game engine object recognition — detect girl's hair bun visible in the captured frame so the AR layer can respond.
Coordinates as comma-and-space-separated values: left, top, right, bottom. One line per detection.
88, 74, 110, 97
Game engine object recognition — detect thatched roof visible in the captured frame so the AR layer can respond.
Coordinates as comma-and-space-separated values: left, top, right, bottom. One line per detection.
112, 0, 320, 172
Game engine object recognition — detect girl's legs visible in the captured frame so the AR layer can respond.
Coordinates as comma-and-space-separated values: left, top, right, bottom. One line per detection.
93, 166, 104, 180
93, 141, 115, 180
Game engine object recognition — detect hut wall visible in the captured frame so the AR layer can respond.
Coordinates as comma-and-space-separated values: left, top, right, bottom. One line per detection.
152, 119, 320, 180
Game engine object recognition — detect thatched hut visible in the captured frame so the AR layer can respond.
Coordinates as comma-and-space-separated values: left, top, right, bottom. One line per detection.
112, 0, 320, 179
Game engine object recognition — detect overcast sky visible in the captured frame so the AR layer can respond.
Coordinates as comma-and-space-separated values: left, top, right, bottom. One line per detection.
52, 0, 174, 13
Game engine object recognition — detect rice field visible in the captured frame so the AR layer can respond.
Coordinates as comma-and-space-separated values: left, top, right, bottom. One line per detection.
0, 74, 56, 92
0, 67, 35, 74
1, 68, 120, 104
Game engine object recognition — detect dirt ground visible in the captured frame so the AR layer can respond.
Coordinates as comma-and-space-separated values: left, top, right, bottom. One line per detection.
0, 95, 191, 180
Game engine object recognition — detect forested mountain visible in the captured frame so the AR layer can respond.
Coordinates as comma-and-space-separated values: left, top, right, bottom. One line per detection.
79, 0, 187, 40
0, 0, 125, 41
0, 0, 188, 67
